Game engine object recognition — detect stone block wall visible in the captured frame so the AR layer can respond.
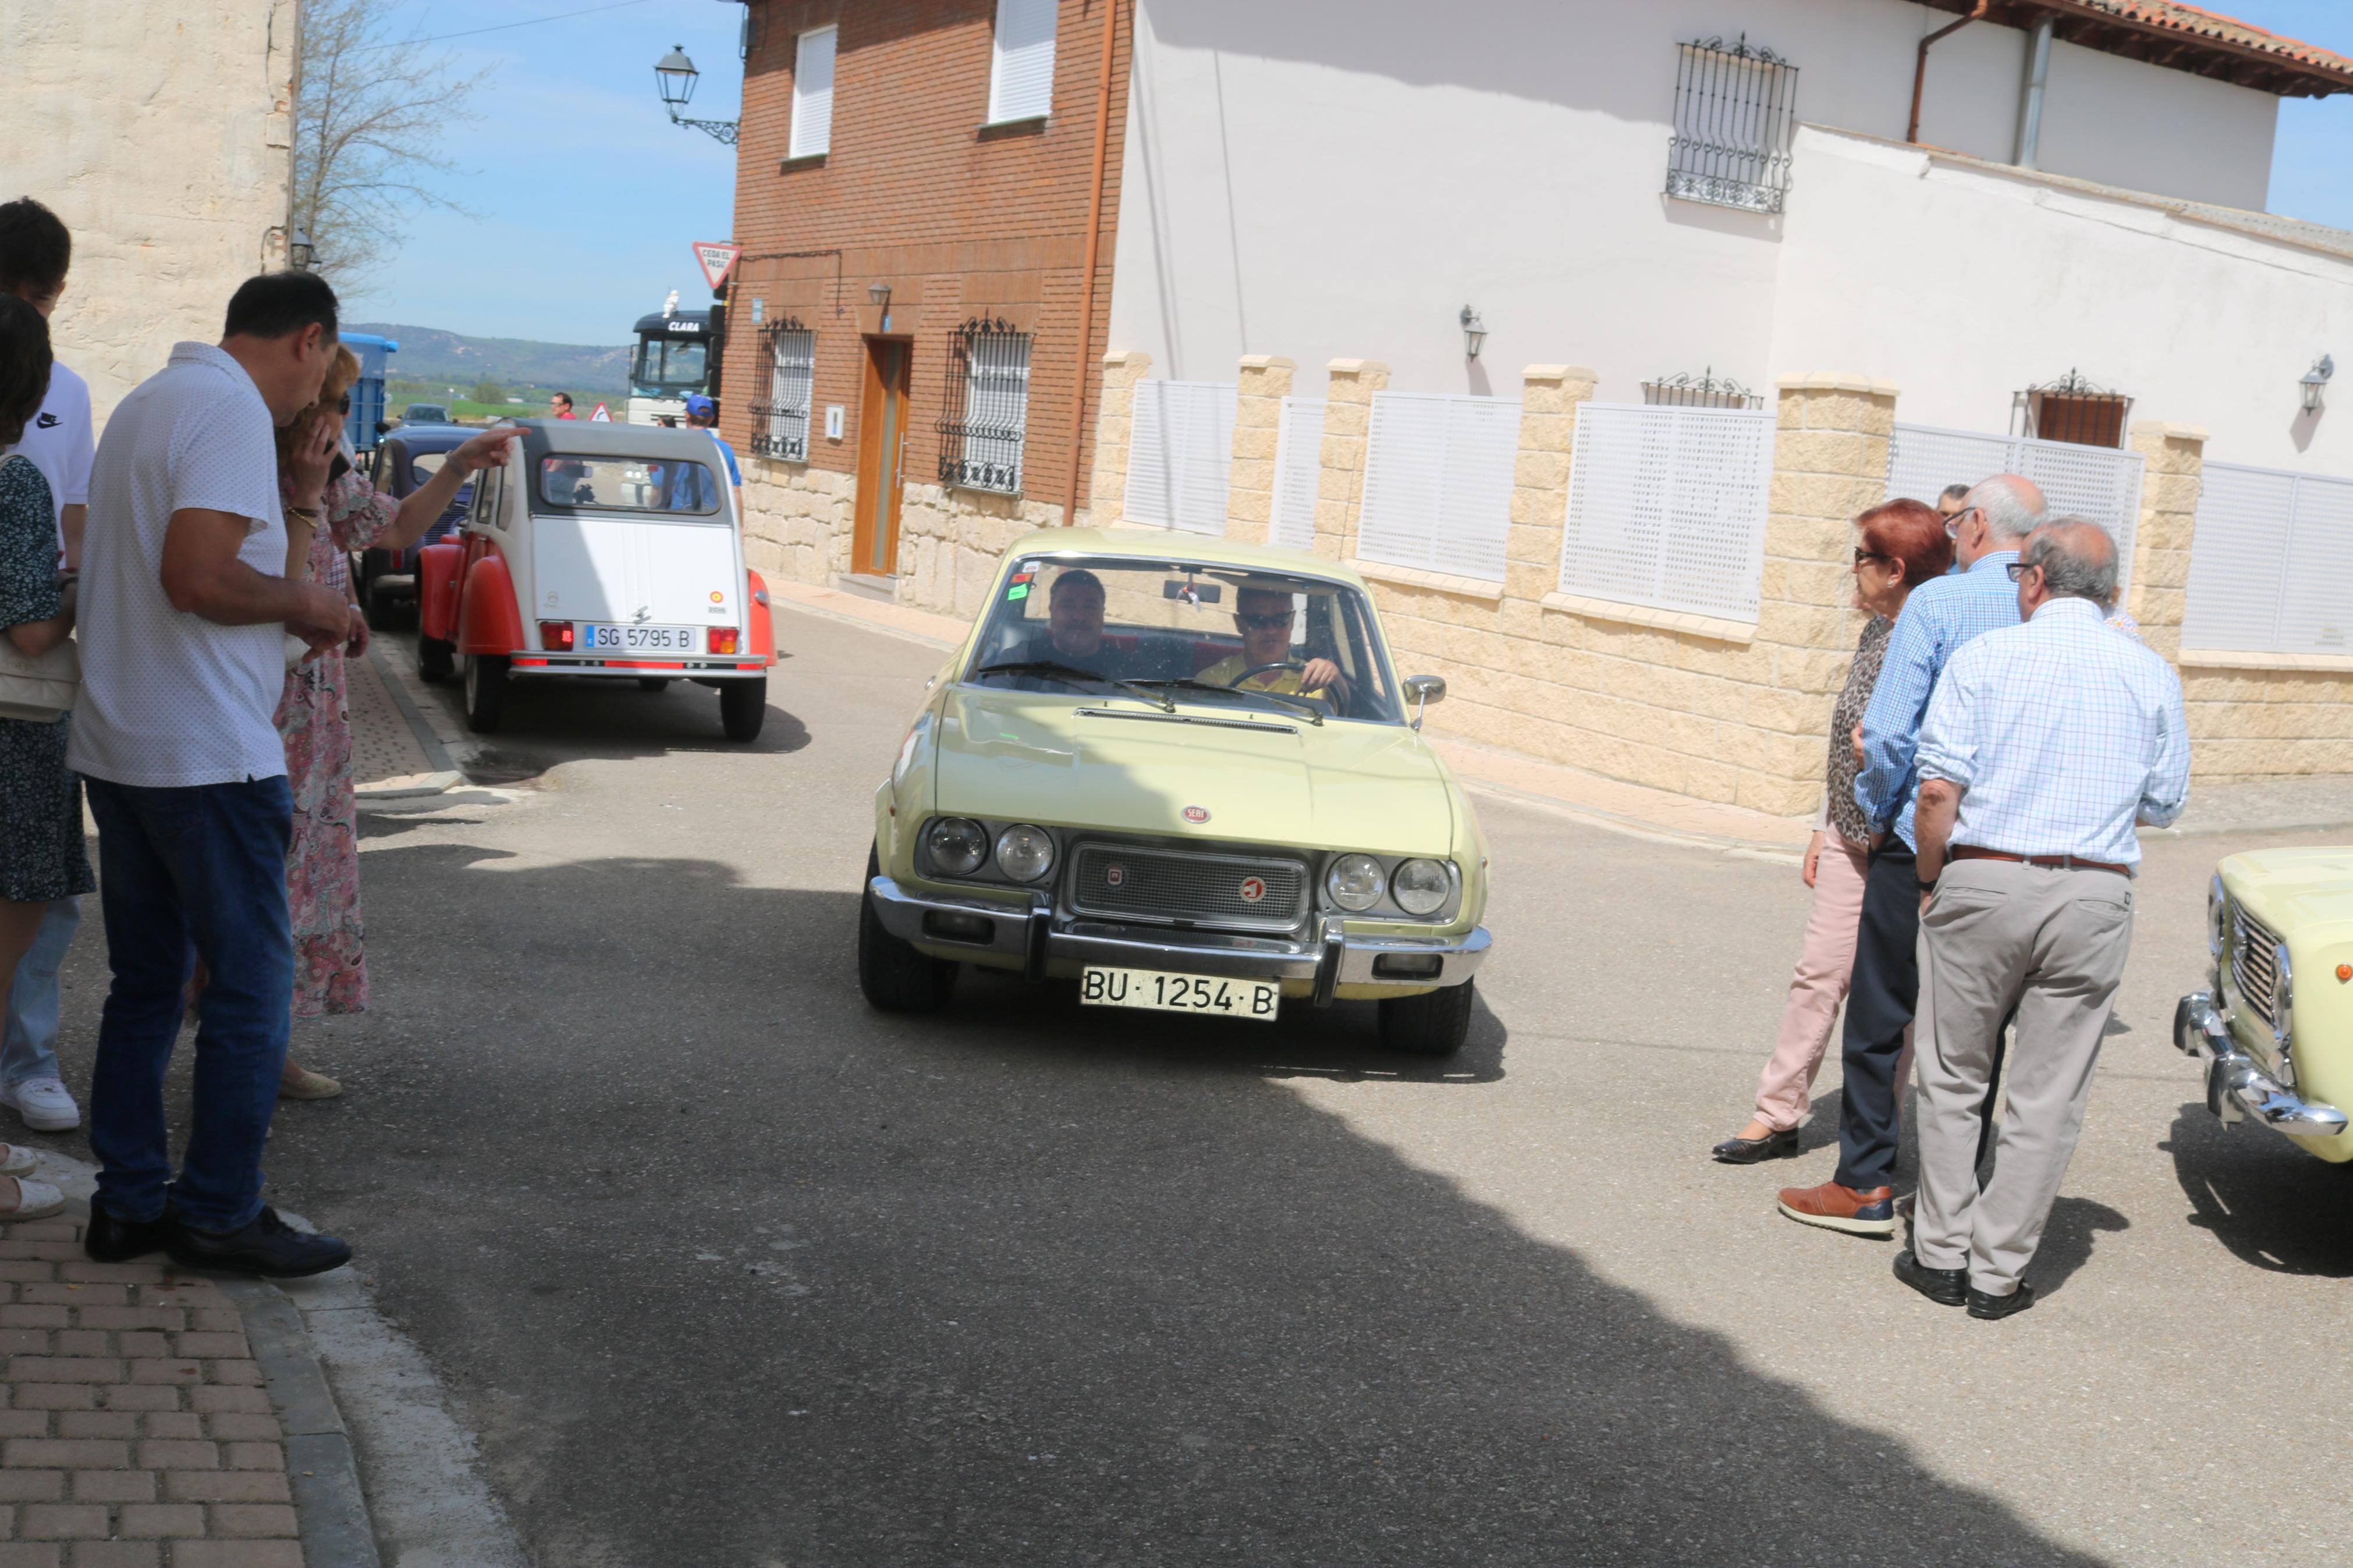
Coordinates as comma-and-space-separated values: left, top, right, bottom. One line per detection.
1224, 356, 1295, 546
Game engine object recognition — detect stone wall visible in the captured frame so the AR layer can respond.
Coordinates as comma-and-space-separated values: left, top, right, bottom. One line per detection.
15, 1, 297, 420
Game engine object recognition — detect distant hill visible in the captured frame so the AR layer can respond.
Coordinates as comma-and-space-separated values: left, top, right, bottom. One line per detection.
348, 323, 632, 397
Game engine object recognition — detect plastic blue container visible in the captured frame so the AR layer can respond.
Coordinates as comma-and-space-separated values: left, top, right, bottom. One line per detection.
340, 332, 399, 453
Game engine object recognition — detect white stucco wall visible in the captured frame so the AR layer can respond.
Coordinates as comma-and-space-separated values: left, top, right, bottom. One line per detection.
1107, 0, 2284, 401
1768, 127, 2353, 474
6, 1, 298, 421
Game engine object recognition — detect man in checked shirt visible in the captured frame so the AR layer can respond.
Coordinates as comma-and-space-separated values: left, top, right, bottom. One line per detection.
1893, 520, 2188, 1319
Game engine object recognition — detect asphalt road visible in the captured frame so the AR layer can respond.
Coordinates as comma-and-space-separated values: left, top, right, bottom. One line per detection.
41, 605, 2353, 1566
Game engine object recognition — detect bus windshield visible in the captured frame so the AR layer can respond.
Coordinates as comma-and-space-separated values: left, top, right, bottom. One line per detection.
633, 336, 708, 392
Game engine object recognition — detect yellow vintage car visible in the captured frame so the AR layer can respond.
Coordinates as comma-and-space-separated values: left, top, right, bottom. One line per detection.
2175, 847, 2353, 1161
857, 530, 1492, 1054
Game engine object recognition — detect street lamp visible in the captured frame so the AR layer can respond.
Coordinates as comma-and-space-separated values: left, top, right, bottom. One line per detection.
653, 46, 739, 145
288, 229, 315, 271
2300, 354, 2334, 415
1460, 305, 1486, 360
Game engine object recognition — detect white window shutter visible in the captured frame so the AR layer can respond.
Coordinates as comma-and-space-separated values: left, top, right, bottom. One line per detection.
791, 26, 836, 157
1357, 393, 1519, 582
989, 0, 1057, 123
1123, 380, 1236, 535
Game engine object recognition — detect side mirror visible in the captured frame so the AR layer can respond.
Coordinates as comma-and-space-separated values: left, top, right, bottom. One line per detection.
1403, 674, 1446, 730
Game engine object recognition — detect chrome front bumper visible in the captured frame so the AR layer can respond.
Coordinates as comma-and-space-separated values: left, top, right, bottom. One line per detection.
867, 877, 1489, 1005
2173, 992, 2350, 1139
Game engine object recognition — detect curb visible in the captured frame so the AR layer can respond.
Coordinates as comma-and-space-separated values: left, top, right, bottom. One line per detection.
222, 1277, 384, 1568
364, 638, 465, 785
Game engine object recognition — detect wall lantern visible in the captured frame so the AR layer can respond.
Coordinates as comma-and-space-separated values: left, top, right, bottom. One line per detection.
868, 283, 893, 309
1460, 305, 1487, 360
2300, 354, 2334, 415
653, 47, 740, 144
288, 229, 315, 271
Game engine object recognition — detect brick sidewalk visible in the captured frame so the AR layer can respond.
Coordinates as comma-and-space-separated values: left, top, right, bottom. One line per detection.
0, 1216, 301, 1567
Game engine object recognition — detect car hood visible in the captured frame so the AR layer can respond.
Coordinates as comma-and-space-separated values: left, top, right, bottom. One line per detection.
2225, 846, 2353, 936
934, 688, 1457, 855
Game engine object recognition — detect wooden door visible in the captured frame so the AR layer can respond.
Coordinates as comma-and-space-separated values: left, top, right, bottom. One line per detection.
851, 338, 912, 577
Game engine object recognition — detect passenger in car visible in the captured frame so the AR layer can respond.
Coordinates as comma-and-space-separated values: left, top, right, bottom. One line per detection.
1005, 568, 1137, 677
1195, 585, 1344, 701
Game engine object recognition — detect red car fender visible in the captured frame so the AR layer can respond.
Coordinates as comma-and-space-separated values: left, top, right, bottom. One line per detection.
746, 569, 775, 667
417, 542, 464, 643
458, 551, 524, 656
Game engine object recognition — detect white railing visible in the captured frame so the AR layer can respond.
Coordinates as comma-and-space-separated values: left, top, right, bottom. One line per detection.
1560, 402, 1776, 623
2183, 461, 2353, 655
1885, 423, 2145, 598
1124, 379, 1237, 535
1267, 397, 1325, 551
1356, 392, 1520, 582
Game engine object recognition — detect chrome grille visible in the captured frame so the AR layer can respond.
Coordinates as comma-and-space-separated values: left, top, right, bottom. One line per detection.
1069, 843, 1308, 933
2231, 905, 2282, 1026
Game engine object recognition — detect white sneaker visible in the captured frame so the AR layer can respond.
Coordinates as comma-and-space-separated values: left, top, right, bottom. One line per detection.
0, 1179, 63, 1220
1, 1078, 80, 1133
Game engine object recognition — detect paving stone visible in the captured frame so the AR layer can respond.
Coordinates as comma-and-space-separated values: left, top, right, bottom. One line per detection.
0, 1416, 47, 1441
0, 1443, 126, 1471
50, 1267, 156, 1287
0, 1543, 61, 1567
137, 1417, 201, 1443
198, 1367, 258, 1391
6, 1391, 91, 1414
4, 1364, 120, 1387
17, 1293, 119, 1311
111, 1338, 167, 1363
0, 1476, 59, 1504
66, 1473, 153, 1504
0, 1232, 70, 1248
94, 1390, 176, 1414
67, 1544, 160, 1568
0, 1338, 49, 1359
16, 1505, 105, 1541
159, 1473, 286, 1505
219, 1445, 277, 1474
170, 1543, 303, 1568
196, 1417, 277, 1446
204, 1504, 296, 1540
0, 1315, 65, 1334
162, 1339, 242, 1363
68, 1314, 176, 1336
115, 1505, 203, 1540
49, 1416, 134, 1442
178, 1316, 235, 1339
122, 1366, 199, 1389
131, 1442, 215, 1473
181, 1392, 261, 1418
0, 1268, 56, 1288
47, 1338, 105, 1362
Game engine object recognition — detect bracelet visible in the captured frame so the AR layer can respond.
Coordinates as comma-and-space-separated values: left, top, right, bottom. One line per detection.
287, 506, 321, 521
1916, 875, 1939, 891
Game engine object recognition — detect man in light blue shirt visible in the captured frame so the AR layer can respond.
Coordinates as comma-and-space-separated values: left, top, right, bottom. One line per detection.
1894, 520, 2187, 1318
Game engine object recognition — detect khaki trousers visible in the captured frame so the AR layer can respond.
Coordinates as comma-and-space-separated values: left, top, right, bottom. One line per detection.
1912, 858, 2135, 1296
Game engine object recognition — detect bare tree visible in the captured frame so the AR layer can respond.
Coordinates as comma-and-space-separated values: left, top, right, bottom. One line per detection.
290, 0, 489, 291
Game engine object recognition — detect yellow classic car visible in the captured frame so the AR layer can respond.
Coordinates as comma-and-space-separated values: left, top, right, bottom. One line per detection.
2175, 846, 2353, 1160
857, 530, 1492, 1054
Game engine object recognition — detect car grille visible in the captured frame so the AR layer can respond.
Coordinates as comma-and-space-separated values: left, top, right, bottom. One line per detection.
1069, 842, 1309, 933
2231, 904, 2283, 1027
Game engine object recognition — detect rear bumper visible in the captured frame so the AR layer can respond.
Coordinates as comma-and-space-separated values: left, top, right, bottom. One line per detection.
2174, 992, 2350, 1139
504, 656, 768, 679
867, 876, 1489, 1004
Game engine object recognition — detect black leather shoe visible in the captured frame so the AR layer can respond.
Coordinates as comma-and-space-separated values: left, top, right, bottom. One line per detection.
166, 1207, 352, 1278
1710, 1126, 1799, 1164
84, 1206, 175, 1263
1893, 1247, 1965, 1306
1967, 1281, 2036, 1321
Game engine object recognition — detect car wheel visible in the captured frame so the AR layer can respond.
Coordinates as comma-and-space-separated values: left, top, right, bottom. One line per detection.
637, 677, 672, 693
1377, 978, 1475, 1056
359, 556, 399, 632
417, 634, 455, 683
858, 845, 955, 1012
463, 653, 508, 733
719, 677, 767, 742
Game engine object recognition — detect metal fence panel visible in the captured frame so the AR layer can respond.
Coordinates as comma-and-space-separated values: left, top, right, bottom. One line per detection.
1124, 379, 1237, 535
1357, 393, 1520, 582
1560, 403, 1775, 621
1268, 397, 1326, 551
2185, 461, 2353, 655
1885, 422, 2144, 598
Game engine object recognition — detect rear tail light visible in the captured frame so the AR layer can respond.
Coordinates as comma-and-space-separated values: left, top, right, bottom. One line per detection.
707, 627, 740, 655
538, 620, 574, 651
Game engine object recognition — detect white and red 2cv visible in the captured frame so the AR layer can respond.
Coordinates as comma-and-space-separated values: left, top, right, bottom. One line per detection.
412, 420, 777, 741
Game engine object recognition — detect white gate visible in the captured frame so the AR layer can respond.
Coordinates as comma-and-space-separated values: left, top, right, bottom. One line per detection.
2183, 461, 2353, 655
1356, 393, 1521, 582
1885, 424, 2145, 597
1267, 397, 1326, 551
1124, 379, 1238, 535
1559, 403, 1776, 623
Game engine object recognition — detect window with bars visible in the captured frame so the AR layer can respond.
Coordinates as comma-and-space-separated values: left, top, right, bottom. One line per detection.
1641, 368, 1762, 411
938, 319, 1031, 496
2016, 370, 2132, 449
749, 320, 815, 462
1666, 37, 1798, 215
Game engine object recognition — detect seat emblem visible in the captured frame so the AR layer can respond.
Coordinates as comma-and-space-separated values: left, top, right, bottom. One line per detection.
1238, 876, 1266, 904
1183, 805, 1210, 823
1104, 864, 1127, 888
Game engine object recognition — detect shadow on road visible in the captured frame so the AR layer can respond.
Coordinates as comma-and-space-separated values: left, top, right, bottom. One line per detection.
2164, 1105, 2353, 1277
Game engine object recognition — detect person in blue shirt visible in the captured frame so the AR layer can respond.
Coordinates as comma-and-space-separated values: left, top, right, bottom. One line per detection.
1778, 474, 2045, 1239
673, 394, 741, 517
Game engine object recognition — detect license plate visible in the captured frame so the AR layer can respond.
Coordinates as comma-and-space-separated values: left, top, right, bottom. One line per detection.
1080, 966, 1280, 1022
580, 623, 697, 652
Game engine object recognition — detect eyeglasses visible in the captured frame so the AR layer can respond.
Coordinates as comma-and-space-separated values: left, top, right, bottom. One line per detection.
335, 394, 351, 414
1852, 549, 1893, 568
1943, 506, 1977, 539
1236, 611, 1294, 631
2004, 561, 2040, 582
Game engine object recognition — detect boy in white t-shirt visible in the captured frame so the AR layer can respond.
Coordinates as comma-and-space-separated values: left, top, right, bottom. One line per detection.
0, 197, 90, 1136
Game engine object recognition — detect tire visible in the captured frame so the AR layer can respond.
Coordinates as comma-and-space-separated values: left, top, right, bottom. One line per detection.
463, 653, 509, 733
359, 556, 399, 631
719, 677, 768, 742
1378, 978, 1475, 1056
417, 634, 455, 683
857, 846, 955, 1012
636, 677, 672, 693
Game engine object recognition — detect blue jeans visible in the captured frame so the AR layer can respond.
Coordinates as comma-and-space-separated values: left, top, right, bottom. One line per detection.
2, 896, 79, 1085
84, 776, 293, 1233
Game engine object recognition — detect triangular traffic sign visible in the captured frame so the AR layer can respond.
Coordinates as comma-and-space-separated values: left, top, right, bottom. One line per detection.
693, 241, 743, 291
590, 401, 612, 422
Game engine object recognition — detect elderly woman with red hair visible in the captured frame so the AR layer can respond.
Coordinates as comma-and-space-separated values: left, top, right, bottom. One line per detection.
1713, 498, 1954, 1162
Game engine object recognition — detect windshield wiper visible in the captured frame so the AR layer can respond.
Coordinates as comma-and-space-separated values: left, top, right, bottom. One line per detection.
969, 660, 1173, 712
1127, 677, 1326, 725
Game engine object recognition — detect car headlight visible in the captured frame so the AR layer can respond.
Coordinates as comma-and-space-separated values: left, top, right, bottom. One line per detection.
1325, 853, 1385, 912
924, 816, 988, 876
2274, 941, 2295, 1046
995, 823, 1055, 883
1393, 858, 1451, 916
2208, 874, 2227, 960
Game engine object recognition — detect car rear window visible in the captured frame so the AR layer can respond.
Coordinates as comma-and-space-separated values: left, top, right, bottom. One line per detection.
537, 454, 722, 515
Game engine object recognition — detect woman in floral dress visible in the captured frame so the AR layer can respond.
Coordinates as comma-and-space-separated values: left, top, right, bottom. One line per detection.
271, 351, 520, 1096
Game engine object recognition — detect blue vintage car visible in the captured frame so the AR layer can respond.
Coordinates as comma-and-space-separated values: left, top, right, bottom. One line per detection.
355, 426, 477, 629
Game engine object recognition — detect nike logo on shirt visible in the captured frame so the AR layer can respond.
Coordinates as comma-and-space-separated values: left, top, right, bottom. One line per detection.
35, 413, 58, 428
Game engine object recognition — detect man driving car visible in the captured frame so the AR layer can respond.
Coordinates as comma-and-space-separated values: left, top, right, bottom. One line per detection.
1196, 585, 1344, 700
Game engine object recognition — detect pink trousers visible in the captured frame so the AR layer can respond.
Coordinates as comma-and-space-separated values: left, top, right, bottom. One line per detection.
1752, 825, 1912, 1132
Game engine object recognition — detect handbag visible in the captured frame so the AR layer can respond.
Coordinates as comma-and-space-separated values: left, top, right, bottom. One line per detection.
0, 455, 79, 723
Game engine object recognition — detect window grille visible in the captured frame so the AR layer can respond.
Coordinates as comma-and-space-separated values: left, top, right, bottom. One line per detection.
1883, 422, 2145, 599
1561, 403, 1776, 623
937, 318, 1031, 496
749, 320, 814, 462
1357, 393, 1521, 583
790, 26, 836, 157
2184, 461, 2353, 656
2015, 369, 2132, 449
1641, 368, 1762, 411
1666, 36, 1798, 214
1268, 397, 1327, 550
1124, 379, 1237, 535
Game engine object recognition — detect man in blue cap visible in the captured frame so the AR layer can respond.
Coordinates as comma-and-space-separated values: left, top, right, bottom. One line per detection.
673, 393, 742, 517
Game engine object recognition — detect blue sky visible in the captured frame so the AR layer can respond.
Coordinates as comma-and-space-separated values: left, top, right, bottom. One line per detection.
362, 1, 2353, 349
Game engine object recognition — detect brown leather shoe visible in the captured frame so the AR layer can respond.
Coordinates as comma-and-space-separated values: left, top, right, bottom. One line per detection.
1776, 1179, 1897, 1237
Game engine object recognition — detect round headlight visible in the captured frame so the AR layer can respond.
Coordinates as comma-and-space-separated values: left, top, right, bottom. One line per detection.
995, 823, 1055, 883
1393, 858, 1451, 916
1325, 852, 1385, 912
924, 816, 988, 876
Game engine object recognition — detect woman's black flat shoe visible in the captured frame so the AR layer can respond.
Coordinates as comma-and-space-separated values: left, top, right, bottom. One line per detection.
1711, 1126, 1800, 1164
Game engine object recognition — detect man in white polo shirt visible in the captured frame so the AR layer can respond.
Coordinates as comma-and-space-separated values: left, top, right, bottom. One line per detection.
0, 198, 93, 1135
72, 271, 357, 1277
